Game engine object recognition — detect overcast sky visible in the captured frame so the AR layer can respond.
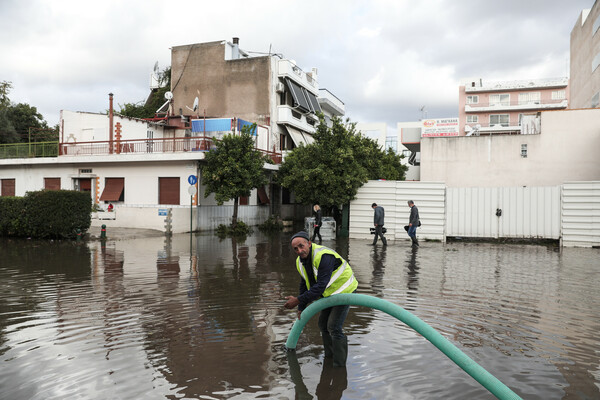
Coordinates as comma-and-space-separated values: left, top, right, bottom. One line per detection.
0, 0, 593, 134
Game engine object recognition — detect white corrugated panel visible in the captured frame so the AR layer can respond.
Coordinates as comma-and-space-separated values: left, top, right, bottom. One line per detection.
349, 181, 445, 242
561, 181, 600, 247
447, 186, 560, 239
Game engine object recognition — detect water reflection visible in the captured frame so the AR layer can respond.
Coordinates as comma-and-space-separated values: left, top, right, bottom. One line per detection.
287, 351, 348, 400
0, 235, 599, 399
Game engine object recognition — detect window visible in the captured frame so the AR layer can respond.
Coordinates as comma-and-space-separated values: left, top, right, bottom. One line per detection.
1, 179, 15, 196
521, 144, 527, 158
518, 92, 541, 105
239, 196, 249, 205
551, 90, 566, 100
489, 94, 510, 106
100, 178, 124, 202
466, 95, 479, 104
385, 136, 397, 153
489, 114, 509, 127
466, 115, 479, 123
159, 177, 180, 205
285, 78, 311, 113
44, 178, 61, 191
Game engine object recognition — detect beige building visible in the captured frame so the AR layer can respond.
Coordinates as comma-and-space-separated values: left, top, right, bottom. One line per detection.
420, 108, 600, 187
570, 0, 600, 108
170, 38, 344, 152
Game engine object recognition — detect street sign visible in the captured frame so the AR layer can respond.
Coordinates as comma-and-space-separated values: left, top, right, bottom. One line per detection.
188, 186, 197, 196
188, 175, 197, 185
158, 209, 168, 216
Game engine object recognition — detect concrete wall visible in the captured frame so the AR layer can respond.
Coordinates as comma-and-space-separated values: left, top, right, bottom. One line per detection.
171, 41, 271, 126
421, 108, 600, 188
570, 4, 600, 109
61, 110, 167, 142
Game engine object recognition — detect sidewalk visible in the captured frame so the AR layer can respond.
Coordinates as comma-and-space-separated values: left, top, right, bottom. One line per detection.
87, 226, 166, 240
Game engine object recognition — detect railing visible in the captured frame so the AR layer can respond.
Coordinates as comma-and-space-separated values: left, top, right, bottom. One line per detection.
466, 99, 567, 109
0, 141, 59, 159
0, 136, 283, 164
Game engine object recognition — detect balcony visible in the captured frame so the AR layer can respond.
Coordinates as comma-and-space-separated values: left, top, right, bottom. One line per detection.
465, 99, 568, 112
278, 59, 318, 91
464, 77, 569, 93
318, 88, 345, 117
277, 105, 317, 134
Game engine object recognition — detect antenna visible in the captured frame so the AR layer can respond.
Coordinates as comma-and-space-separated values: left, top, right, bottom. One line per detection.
186, 96, 199, 113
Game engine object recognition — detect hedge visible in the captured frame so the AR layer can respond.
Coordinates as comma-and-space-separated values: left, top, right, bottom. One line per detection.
0, 190, 91, 239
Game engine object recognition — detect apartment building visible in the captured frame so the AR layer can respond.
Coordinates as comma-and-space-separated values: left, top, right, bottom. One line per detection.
570, 0, 600, 108
458, 77, 569, 136
170, 38, 344, 152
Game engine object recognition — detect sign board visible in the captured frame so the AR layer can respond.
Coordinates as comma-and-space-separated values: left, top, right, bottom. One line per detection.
188, 175, 198, 185
188, 186, 197, 196
421, 118, 459, 137
158, 209, 168, 216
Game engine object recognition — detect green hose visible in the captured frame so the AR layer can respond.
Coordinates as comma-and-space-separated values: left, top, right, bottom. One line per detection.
285, 293, 522, 400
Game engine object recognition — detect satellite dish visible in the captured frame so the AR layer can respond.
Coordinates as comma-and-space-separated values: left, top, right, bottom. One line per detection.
164, 91, 173, 100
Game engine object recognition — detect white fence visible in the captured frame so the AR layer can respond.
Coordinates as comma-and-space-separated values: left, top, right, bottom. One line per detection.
561, 181, 600, 247
349, 181, 446, 242
446, 186, 561, 239
350, 181, 599, 247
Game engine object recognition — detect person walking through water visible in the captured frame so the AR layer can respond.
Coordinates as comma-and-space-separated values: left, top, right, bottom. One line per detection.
407, 200, 420, 247
311, 204, 322, 243
371, 203, 387, 246
284, 231, 359, 367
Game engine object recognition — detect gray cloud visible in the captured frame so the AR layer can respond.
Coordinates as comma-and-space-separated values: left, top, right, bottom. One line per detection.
0, 0, 593, 130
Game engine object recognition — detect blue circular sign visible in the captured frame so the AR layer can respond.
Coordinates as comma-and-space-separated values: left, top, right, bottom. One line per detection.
188, 175, 197, 185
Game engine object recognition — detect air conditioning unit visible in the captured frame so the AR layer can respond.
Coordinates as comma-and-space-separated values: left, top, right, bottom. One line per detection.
275, 82, 285, 93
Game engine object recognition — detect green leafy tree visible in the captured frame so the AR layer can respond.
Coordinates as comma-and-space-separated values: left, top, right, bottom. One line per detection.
0, 81, 17, 144
5, 103, 50, 141
277, 116, 407, 208
202, 123, 269, 228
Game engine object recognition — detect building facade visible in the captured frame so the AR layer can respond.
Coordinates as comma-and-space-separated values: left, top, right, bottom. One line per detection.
458, 77, 569, 136
170, 38, 344, 152
570, 0, 600, 108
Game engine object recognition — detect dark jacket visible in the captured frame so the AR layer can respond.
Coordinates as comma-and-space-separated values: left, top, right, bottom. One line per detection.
314, 208, 322, 227
373, 206, 385, 226
409, 205, 420, 226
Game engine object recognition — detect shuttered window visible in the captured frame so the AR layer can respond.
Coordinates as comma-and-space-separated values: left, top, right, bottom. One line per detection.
1, 179, 15, 196
100, 178, 124, 201
159, 177, 180, 205
44, 178, 61, 191
239, 196, 249, 205
257, 186, 270, 205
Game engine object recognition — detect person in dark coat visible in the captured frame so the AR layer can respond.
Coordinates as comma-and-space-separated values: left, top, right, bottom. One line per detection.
407, 200, 420, 246
311, 204, 322, 243
371, 203, 387, 246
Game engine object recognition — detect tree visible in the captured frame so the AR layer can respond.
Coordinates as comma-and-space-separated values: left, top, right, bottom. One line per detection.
277, 116, 407, 208
202, 123, 269, 228
5, 103, 50, 141
0, 81, 18, 144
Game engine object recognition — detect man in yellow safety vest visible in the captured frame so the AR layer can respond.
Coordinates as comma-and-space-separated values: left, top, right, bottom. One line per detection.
284, 231, 358, 367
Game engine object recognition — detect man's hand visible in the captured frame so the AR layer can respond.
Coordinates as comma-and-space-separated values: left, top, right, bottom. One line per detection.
284, 296, 300, 309
297, 310, 302, 320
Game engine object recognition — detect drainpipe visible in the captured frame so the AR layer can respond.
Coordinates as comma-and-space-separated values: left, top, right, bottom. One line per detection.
109, 93, 114, 154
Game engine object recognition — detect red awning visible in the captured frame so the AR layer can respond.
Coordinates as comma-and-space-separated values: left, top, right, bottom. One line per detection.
100, 178, 124, 201
258, 186, 270, 205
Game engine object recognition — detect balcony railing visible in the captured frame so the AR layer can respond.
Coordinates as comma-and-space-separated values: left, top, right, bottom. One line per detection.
465, 98, 567, 112
0, 136, 282, 164
0, 141, 59, 159
278, 59, 318, 90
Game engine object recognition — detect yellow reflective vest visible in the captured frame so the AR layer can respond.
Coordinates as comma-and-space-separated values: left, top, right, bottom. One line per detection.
295, 244, 358, 297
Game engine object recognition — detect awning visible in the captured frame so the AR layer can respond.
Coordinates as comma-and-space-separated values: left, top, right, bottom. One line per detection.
305, 90, 321, 114
100, 178, 124, 201
285, 78, 311, 113
286, 125, 307, 147
257, 186, 270, 205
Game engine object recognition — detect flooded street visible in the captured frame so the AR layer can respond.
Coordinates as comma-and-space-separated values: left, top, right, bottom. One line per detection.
1, 232, 599, 399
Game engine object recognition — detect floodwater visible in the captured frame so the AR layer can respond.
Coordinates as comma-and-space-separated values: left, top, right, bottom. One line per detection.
0, 232, 599, 400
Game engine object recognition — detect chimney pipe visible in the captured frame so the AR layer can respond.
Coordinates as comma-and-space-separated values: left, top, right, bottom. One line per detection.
232, 37, 240, 59
109, 93, 114, 154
